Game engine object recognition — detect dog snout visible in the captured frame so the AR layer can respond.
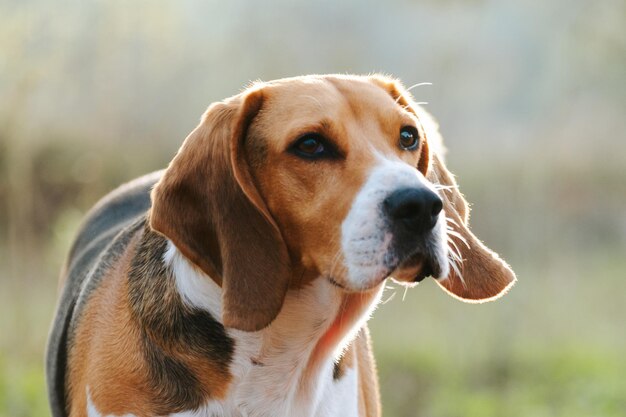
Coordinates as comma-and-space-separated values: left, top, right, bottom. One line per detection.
383, 187, 443, 233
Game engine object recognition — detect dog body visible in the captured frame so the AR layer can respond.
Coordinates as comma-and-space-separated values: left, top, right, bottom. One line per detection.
47, 75, 515, 417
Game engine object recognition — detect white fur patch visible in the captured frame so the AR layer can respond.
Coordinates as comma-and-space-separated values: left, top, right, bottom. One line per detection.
161, 243, 377, 417
164, 241, 222, 317
316, 368, 359, 417
341, 156, 449, 289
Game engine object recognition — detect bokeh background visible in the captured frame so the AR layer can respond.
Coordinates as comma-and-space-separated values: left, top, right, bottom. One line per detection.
1, 0, 625, 416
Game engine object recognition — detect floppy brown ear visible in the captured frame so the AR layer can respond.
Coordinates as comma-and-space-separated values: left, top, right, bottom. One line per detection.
427, 151, 516, 301
150, 87, 291, 331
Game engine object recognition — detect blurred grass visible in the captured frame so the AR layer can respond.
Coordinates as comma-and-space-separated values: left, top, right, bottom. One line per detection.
370, 251, 626, 417
375, 348, 626, 417
0, 272, 55, 417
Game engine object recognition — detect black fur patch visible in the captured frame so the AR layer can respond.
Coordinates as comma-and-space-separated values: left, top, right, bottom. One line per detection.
333, 358, 345, 381
128, 223, 234, 413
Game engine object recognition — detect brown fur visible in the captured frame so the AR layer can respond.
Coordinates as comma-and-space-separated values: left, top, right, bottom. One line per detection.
68, 229, 152, 417
356, 327, 381, 417
60, 74, 515, 417
150, 90, 291, 332
68, 224, 234, 416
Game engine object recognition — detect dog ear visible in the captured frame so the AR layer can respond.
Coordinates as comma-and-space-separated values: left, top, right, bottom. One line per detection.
150, 87, 291, 331
425, 134, 516, 302
370, 74, 515, 301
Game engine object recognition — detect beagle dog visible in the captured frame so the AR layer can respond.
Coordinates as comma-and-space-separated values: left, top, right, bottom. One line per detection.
46, 74, 516, 417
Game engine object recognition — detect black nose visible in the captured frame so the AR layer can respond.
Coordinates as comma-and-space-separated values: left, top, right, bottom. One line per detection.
383, 187, 443, 233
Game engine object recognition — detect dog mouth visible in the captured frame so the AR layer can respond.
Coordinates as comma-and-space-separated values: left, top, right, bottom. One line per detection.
389, 252, 442, 284
328, 251, 442, 292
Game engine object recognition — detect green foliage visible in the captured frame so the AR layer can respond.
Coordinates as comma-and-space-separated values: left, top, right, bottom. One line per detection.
0, 357, 49, 417
375, 349, 626, 417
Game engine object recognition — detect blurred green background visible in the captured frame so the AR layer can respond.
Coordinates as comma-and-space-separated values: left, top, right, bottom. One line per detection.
1, 0, 625, 416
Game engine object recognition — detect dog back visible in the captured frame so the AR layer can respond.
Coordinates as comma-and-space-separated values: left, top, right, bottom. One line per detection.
46, 171, 162, 417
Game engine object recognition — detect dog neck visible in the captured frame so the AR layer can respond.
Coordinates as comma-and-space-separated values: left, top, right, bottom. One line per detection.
161, 236, 384, 413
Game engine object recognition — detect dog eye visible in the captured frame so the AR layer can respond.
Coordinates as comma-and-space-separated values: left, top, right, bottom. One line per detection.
399, 126, 420, 151
291, 134, 336, 159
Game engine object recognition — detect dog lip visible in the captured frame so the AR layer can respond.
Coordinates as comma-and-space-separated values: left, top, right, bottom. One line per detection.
328, 275, 385, 292
413, 260, 434, 282
394, 250, 442, 282
335, 249, 442, 290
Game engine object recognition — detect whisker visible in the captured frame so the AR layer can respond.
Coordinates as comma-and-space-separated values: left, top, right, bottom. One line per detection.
329, 253, 345, 281
433, 184, 458, 191
382, 290, 397, 305
446, 236, 466, 287
448, 249, 461, 266
447, 238, 463, 262
447, 231, 470, 249
445, 226, 463, 236
402, 285, 410, 301
405, 82, 433, 93
448, 249, 463, 271
395, 82, 432, 104
448, 256, 466, 287
445, 217, 461, 227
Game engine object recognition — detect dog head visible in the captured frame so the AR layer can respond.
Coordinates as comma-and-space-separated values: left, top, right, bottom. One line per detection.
150, 75, 516, 331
